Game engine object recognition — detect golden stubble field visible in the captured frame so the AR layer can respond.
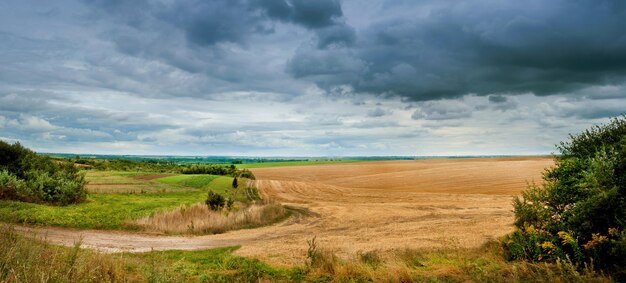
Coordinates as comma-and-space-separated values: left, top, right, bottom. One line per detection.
224, 156, 554, 264
18, 157, 554, 265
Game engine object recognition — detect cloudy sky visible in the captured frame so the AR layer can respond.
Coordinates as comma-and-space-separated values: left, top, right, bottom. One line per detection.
1, 0, 625, 156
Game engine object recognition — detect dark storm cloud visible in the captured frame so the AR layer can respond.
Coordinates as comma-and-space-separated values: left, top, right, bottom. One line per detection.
77, 0, 355, 98
85, 0, 350, 48
488, 95, 507, 104
316, 24, 356, 48
289, 0, 626, 100
255, 0, 343, 28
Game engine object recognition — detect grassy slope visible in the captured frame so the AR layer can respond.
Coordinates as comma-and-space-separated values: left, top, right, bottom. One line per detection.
0, 172, 259, 229
152, 174, 256, 202
0, 191, 205, 229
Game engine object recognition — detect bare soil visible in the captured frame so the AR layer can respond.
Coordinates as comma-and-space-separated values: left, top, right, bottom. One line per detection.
17, 157, 553, 265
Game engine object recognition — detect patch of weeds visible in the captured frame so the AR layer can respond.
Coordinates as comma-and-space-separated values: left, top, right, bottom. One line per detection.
358, 250, 383, 268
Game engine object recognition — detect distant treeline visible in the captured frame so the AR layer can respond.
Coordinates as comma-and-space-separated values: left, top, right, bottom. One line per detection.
47, 153, 416, 164
180, 164, 255, 179
72, 157, 255, 179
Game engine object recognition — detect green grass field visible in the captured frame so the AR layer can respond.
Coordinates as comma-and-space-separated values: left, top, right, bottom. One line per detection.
0, 191, 206, 229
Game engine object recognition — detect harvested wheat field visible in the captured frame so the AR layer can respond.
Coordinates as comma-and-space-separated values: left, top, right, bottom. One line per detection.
19, 157, 553, 265
232, 156, 554, 263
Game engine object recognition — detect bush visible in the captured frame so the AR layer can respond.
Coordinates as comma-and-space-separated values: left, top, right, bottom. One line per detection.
238, 169, 256, 180
206, 191, 225, 211
503, 116, 626, 278
232, 177, 238, 189
0, 141, 87, 205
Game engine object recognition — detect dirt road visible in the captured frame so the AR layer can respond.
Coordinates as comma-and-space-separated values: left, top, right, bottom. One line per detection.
17, 157, 553, 265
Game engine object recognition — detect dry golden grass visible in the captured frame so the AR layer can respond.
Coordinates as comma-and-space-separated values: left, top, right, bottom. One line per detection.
132, 202, 287, 234
302, 240, 610, 282
0, 225, 127, 282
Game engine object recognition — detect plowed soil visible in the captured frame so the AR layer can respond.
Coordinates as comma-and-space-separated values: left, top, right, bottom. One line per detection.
18, 157, 553, 265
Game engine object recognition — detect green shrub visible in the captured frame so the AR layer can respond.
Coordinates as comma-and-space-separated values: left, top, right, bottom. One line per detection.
238, 169, 256, 180
503, 116, 626, 279
0, 141, 87, 205
0, 170, 22, 200
206, 191, 225, 211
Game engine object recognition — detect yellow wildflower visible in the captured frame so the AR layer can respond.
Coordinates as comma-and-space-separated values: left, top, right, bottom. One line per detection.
583, 233, 608, 250
558, 231, 572, 246
541, 241, 555, 250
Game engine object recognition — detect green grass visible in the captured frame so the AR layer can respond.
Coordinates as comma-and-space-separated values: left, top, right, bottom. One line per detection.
206, 176, 234, 193
154, 174, 256, 202
127, 246, 303, 281
235, 159, 370, 168
0, 171, 263, 229
154, 174, 220, 188
0, 191, 205, 229
208, 176, 262, 202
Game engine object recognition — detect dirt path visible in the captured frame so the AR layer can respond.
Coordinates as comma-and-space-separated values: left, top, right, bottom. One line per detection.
15, 157, 553, 265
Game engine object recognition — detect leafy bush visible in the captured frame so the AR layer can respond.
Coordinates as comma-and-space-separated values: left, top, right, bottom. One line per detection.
206, 191, 225, 211
503, 116, 626, 278
0, 141, 87, 205
238, 169, 256, 180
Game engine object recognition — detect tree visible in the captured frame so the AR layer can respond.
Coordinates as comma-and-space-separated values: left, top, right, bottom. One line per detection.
0, 140, 87, 205
503, 116, 626, 279
232, 177, 238, 189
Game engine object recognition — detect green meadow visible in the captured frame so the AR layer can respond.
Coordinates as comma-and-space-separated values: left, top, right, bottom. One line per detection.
0, 171, 244, 229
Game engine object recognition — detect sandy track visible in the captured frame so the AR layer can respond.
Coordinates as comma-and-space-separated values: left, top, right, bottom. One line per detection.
16, 157, 553, 265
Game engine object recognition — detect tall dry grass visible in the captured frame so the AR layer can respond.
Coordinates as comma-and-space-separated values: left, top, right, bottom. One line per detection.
0, 225, 128, 282
133, 201, 287, 234
303, 239, 612, 282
